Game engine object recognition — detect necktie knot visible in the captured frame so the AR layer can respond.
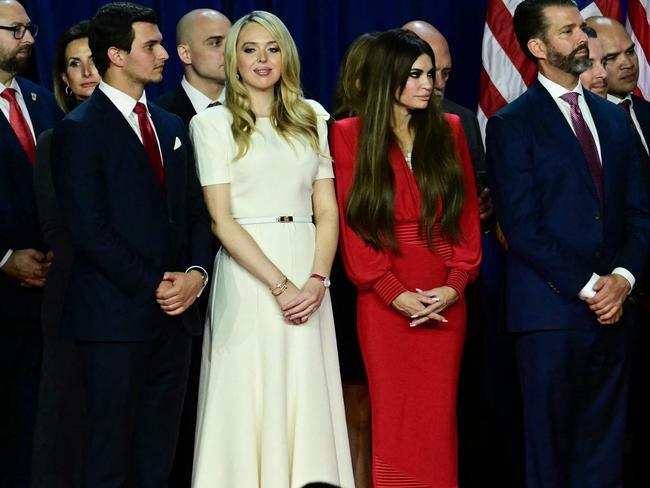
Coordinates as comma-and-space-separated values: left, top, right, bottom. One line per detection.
0, 87, 17, 103
207, 101, 221, 109
133, 101, 147, 116
560, 91, 579, 106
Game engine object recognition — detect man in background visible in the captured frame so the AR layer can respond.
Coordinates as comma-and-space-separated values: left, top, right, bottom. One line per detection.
0, 1, 62, 485
579, 26, 607, 98
588, 15, 650, 486
156, 8, 231, 126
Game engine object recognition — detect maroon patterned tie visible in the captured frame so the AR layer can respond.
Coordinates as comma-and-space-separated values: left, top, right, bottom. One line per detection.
133, 102, 165, 191
1, 88, 36, 163
560, 92, 603, 205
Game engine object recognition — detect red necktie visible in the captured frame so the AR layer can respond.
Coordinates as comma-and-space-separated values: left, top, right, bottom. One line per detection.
133, 102, 165, 191
560, 92, 603, 206
1, 88, 36, 164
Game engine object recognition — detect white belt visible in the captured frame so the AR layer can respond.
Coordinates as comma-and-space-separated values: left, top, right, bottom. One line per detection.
235, 216, 312, 225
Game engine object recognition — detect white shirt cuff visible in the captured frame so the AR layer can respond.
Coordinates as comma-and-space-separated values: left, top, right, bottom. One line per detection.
186, 265, 209, 297
612, 267, 635, 294
0, 249, 13, 268
578, 272, 600, 300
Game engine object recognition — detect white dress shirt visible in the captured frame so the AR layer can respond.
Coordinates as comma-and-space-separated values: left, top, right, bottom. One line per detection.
538, 74, 635, 298
0, 78, 37, 268
181, 76, 225, 113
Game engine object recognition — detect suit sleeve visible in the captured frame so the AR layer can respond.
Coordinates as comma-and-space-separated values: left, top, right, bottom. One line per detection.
486, 113, 594, 297
614, 122, 650, 280
330, 121, 407, 306
445, 118, 482, 295
179, 126, 212, 272
51, 119, 162, 305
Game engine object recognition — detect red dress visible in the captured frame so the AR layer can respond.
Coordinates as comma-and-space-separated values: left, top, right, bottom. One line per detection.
330, 115, 481, 487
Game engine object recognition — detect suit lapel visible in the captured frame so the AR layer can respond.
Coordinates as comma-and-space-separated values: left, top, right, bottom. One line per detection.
17, 78, 46, 136
175, 86, 196, 126
532, 81, 600, 202
585, 92, 616, 205
149, 104, 177, 210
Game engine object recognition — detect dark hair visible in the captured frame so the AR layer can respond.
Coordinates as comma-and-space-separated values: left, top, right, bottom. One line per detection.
53, 21, 91, 112
513, 0, 577, 61
583, 25, 597, 39
345, 29, 465, 251
89, 2, 158, 76
332, 32, 379, 120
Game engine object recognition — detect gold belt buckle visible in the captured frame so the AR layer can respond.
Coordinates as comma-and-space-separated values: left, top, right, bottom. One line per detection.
276, 216, 293, 223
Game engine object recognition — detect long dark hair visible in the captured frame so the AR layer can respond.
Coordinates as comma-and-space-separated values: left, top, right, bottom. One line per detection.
345, 29, 465, 251
53, 20, 91, 112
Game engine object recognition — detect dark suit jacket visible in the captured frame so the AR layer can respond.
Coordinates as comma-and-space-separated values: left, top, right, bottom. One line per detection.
51, 88, 211, 342
33, 128, 75, 339
442, 97, 485, 174
0, 77, 63, 325
486, 80, 650, 333
631, 94, 650, 195
156, 84, 196, 129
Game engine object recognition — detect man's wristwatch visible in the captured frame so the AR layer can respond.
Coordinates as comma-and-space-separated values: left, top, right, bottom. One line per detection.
310, 273, 331, 288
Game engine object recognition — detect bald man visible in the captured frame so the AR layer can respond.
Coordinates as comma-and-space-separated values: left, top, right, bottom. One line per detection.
157, 9, 231, 127
587, 17, 650, 166
588, 16, 650, 486
403, 20, 492, 224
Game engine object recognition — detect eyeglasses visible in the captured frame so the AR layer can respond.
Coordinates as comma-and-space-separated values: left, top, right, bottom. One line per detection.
0, 23, 39, 40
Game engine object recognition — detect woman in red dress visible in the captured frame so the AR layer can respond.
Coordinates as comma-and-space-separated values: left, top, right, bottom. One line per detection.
330, 29, 481, 487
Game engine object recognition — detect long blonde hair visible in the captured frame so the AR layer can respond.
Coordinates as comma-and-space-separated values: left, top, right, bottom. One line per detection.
224, 11, 319, 159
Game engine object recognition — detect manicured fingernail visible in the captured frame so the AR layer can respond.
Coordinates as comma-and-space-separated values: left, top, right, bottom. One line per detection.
442, 318, 448, 323
416, 288, 423, 293
430, 297, 440, 302
410, 314, 418, 318
409, 322, 417, 327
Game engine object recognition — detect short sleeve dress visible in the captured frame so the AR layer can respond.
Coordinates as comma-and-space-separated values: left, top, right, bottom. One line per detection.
189, 100, 354, 488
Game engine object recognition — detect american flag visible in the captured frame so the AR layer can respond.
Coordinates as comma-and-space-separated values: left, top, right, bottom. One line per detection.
478, 0, 650, 137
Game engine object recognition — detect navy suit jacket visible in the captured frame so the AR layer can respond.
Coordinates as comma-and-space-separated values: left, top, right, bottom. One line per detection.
156, 84, 196, 129
51, 88, 211, 341
0, 77, 63, 325
486, 80, 650, 332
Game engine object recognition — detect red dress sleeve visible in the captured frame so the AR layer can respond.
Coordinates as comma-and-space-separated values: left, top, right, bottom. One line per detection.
330, 118, 408, 306
443, 114, 482, 295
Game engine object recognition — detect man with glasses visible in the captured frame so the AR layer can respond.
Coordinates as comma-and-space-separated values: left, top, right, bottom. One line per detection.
0, 1, 62, 486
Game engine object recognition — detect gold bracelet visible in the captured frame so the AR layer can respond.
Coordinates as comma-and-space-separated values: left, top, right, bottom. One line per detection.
270, 275, 288, 296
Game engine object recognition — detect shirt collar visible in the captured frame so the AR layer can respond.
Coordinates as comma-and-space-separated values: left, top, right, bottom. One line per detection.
606, 93, 631, 105
0, 77, 23, 98
98, 80, 148, 118
181, 76, 224, 112
538, 72, 584, 100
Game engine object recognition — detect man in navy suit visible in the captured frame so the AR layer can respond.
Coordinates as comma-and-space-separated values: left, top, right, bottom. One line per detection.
51, 3, 211, 487
156, 9, 231, 128
587, 15, 650, 486
0, 1, 63, 485
486, 1, 650, 487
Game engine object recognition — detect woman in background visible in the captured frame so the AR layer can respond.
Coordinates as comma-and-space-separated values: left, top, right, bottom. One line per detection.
190, 11, 353, 488
330, 29, 481, 487
31, 20, 100, 488
53, 20, 100, 112
330, 31, 378, 488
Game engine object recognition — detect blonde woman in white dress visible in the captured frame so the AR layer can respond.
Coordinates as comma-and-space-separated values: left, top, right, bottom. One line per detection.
189, 11, 354, 488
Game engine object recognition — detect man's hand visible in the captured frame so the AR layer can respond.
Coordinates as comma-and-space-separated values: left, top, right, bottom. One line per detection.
0, 249, 49, 283
155, 270, 204, 316
586, 274, 630, 325
478, 187, 494, 221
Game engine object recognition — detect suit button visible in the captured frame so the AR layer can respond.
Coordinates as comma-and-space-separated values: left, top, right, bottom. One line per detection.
595, 250, 602, 258
169, 217, 174, 224
594, 214, 600, 220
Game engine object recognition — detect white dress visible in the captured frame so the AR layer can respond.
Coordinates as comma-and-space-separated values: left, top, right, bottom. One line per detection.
189, 100, 354, 488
